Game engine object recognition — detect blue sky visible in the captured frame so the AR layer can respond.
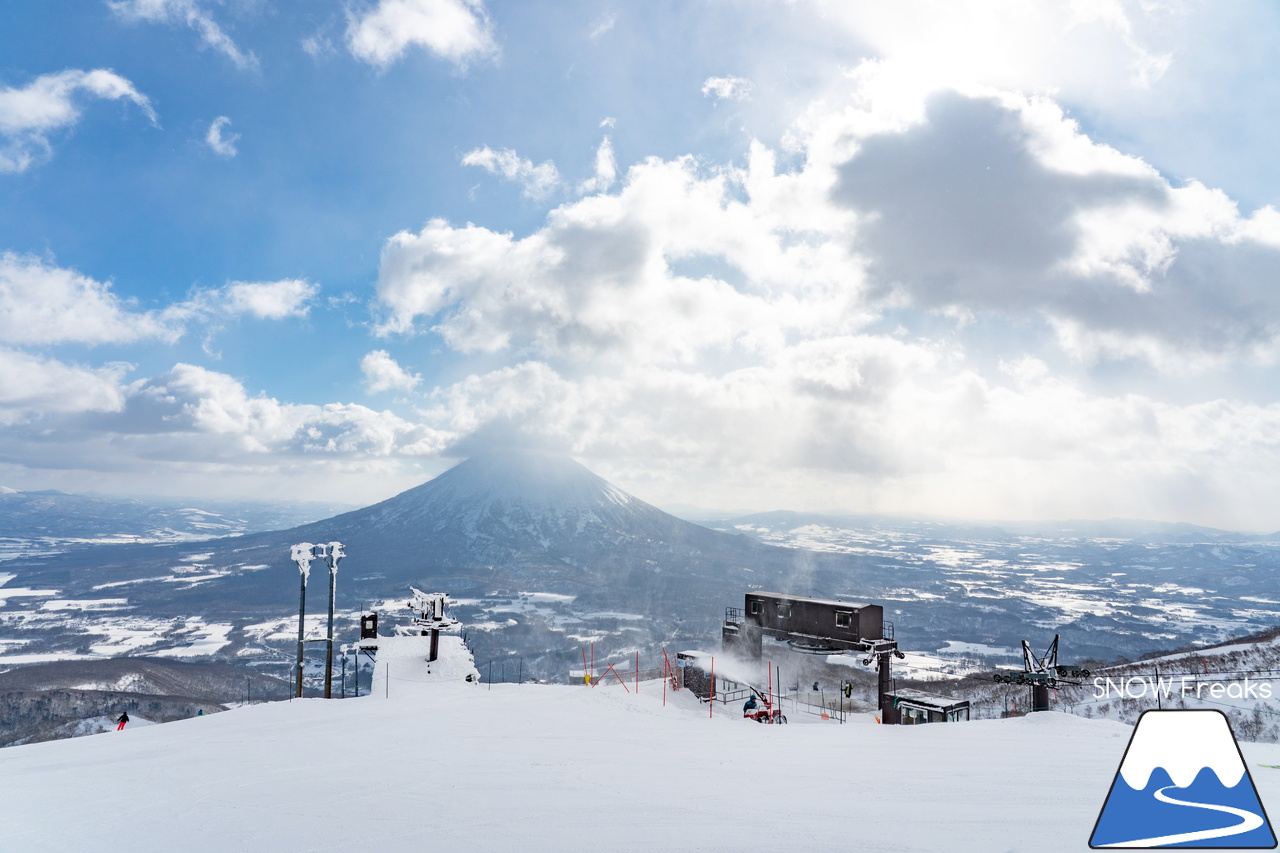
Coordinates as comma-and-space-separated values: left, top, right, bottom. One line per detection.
3, 0, 1280, 528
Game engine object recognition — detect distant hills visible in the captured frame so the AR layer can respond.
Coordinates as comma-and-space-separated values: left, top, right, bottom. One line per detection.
3, 450, 1280, 688
0, 451, 826, 680
0, 488, 354, 542
708, 510, 1280, 546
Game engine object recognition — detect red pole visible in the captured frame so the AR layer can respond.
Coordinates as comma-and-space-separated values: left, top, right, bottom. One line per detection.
591, 642, 595, 683
635, 651, 639, 693
710, 656, 715, 719
581, 646, 588, 685
768, 660, 773, 713
663, 650, 668, 706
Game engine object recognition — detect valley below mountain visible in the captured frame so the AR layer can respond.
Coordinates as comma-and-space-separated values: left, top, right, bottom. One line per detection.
1, 451, 1278, 699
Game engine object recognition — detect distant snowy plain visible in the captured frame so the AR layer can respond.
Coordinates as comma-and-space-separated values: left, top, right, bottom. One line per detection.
7, 671, 1280, 852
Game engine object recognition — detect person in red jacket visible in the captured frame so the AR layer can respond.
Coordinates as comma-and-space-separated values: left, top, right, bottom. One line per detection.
116, 711, 129, 731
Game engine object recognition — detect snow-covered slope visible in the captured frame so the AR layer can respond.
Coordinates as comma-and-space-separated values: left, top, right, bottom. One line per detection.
7, 670, 1280, 853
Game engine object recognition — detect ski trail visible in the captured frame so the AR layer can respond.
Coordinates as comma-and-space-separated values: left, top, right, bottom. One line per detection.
1100, 784, 1264, 847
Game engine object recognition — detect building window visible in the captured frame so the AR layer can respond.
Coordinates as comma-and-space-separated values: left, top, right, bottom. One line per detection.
777, 603, 792, 618
835, 611, 852, 629
749, 600, 762, 615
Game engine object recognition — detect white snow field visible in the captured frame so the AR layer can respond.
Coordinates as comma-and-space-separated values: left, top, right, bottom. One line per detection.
6, 650, 1280, 852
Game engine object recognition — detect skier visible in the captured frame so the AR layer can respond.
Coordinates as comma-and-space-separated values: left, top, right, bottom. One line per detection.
116, 711, 129, 731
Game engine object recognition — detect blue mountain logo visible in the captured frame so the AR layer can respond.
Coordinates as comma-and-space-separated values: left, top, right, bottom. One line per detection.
1091, 709, 1277, 848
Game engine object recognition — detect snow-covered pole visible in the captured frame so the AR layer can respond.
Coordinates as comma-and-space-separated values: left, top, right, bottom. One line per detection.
290, 543, 315, 699
322, 542, 344, 699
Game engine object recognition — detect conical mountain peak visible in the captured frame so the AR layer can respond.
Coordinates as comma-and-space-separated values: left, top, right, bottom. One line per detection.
421, 449, 632, 510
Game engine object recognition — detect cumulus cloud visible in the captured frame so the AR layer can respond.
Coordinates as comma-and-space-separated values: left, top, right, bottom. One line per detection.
218, 279, 318, 320
0, 356, 458, 502
576, 136, 616, 195
137, 364, 450, 461
0, 253, 181, 346
701, 76, 753, 101
373, 150, 864, 358
361, 350, 422, 394
346, 0, 497, 69
794, 0, 1170, 101
108, 0, 257, 70
0, 349, 131, 426
461, 146, 560, 199
360, 60, 1280, 526
0, 255, 319, 356
58, 363, 449, 462
823, 82, 1280, 369
0, 69, 156, 173
205, 115, 239, 157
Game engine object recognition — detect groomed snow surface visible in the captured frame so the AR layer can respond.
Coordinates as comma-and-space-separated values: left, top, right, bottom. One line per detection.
7, 671, 1280, 852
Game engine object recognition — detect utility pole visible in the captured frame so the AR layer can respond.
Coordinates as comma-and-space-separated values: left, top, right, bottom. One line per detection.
290, 543, 316, 699
323, 542, 345, 699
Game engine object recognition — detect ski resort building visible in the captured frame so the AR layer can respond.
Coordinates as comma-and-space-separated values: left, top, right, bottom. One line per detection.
887, 688, 970, 724
722, 591, 905, 723
723, 591, 885, 656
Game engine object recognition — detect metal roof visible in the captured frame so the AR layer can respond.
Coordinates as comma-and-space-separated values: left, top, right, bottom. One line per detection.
748, 591, 874, 609
889, 688, 969, 710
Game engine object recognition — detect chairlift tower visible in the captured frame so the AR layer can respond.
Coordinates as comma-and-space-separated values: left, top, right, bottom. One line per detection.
289, 543, 315, 699
992, 634, 1090, 712
323, 542, 344, 699
408, 587, 461, 662
289, 541, 346, 699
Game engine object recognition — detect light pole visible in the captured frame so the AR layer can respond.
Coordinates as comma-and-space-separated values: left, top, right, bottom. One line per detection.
290, 543, 316, 699
323, 541, 344, 699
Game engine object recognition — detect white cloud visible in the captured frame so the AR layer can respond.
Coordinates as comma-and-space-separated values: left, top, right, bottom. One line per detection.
361, 350, 422, 394
105, 363, 441, 460
701, 76, 753, 101
0, 253, 180, 346
0, 349, 130, 426
814, 77, 1280, 369
346, 0, 497, 69
576, 136, 617, 195
362, 61, 1280, 527
0, 358, 453, 497
63, 361, 445, 461
461, 146, 560, 199
588, 14, 616, 40
0, 255, 317, 352
0, 69, 156, 173
302, 35, 336, 58
108, 0, 257, 70
372, 152, 862, 357
205, 116, 239, 157
792, 0, 1170, 101
219, 279, 317, 320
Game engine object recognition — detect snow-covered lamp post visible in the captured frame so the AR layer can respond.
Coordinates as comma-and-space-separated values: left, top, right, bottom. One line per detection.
290, 543, 316, 699
323, 541, 344, 699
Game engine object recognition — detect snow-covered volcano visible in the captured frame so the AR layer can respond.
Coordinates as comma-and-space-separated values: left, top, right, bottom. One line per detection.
0, 451, 830, 680
275, 448, 778, 603
316, 449, 709, 557
9, 449, 792, 619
